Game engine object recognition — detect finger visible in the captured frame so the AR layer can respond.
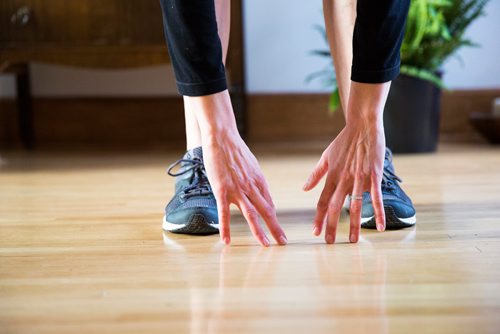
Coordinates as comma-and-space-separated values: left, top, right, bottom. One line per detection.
256, 177, 276, 209
303, 155, 328, 191
325, 182, 347, 244
371, 174, 386, 232
238, 196, 271, 247
217, 196, 231, 245
349, 176, 365, 244
250, 189, 287, 245
312, 174, 336, 236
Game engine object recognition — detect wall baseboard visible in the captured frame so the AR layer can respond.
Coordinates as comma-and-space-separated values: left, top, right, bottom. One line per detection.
1, 89, 498, 149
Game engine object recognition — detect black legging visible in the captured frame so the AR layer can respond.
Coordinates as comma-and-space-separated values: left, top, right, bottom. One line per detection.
159, 0, 410, 97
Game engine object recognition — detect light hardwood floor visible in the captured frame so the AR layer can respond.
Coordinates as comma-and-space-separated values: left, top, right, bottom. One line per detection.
1, 143, 500, 334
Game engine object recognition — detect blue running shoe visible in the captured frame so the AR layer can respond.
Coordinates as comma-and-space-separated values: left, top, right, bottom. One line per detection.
362, 148, 416, 229
345, 148, 416, 229
162, 147, 219, 235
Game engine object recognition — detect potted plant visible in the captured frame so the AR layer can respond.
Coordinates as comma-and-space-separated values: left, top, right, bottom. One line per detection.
309, 0, 489, 153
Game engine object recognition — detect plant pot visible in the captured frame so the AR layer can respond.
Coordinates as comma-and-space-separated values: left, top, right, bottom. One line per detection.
383, 73, 442, 153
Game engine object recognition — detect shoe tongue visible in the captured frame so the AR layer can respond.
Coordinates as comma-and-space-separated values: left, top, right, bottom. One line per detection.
183, 146, 203, 161
384, 147, 395, 172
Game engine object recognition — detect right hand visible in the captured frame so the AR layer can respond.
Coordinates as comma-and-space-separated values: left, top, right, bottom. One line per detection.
192, 91, 287, 247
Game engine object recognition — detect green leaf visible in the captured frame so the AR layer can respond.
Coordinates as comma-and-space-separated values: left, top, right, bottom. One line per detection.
309, 50, 331, 57
400, 65, 446, 88
329, 88, 341, 113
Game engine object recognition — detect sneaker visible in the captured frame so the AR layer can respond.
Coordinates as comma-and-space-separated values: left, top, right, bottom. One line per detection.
345, 148, 416, 229
162, 147, 219, 235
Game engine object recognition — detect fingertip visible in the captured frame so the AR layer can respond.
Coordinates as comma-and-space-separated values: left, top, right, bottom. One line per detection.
278, 235, 288, 245
262, 236, 271, 247
312, 226, 321, 236
376, 215, 386, 232
325, 234, 334, 244
222, 236, 231, 245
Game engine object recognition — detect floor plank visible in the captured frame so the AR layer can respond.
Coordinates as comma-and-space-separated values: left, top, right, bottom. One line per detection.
1, 143, 500, 334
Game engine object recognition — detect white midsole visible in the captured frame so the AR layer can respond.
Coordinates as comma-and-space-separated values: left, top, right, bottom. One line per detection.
162, 215, 219, 231
361, 214, 417, 225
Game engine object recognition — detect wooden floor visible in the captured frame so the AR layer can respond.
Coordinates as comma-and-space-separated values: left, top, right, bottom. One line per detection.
1, 143, 500, 334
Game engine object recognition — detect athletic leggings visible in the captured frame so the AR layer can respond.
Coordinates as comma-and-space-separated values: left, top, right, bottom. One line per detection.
159, 0, 410, 97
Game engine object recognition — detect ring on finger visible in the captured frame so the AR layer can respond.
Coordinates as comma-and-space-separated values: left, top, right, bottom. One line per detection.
350, 194, 363, 201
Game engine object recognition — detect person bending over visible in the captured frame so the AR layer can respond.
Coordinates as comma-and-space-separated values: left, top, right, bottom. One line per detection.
159, 0, 416, 246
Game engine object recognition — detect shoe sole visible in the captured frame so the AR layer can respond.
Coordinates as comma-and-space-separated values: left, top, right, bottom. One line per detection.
162, 214, 219, 235
360, 206, 416, 230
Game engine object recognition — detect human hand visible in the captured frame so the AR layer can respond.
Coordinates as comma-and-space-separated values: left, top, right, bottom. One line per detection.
303, 82, 390, 244
192, 91, 287, 247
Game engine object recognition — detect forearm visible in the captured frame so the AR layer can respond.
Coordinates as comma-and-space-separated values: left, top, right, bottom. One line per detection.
346, 82, 390, 126
323, 0, 356, 113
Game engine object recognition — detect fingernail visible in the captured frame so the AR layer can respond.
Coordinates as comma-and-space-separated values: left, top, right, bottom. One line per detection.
263, 237, 270, 247
312, 226, 320, 236
223, 237, 230, 245
349, 234, 357, 243
325, 234, 334, 244
279, 235, 288, 245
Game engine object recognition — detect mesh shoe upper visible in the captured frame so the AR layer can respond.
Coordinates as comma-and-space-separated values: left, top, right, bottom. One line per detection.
164, 147, 218, 226
361, 148, 416, 219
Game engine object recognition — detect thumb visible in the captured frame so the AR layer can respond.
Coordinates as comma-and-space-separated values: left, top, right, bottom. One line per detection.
303, 157, 327, 191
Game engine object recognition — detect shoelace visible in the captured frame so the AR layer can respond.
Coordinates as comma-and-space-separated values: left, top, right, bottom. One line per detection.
381, 151, 402, 191
167, 158, 212, 198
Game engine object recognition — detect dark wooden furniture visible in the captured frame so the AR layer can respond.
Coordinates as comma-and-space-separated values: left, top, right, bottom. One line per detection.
0, 0, 246, 149
470, 112, 500, 144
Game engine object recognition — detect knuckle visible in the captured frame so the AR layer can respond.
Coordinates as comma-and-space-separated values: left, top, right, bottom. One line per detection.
343, 171, 354, 183
257, 175, 267, 185
213, 184, 226, 197
313, 166, 323, 178
245, 207, 259, 220
371, 170, 382, 181
219, 209, 229, 220
262, 206, 275, 220
325, 218, 337, 230
350, 202, 362, 212
356, 172, 367, 181
317, 199, 328, 211
239, 178, 252, 191
328, 202, 342, 212
263, 198, 276, 211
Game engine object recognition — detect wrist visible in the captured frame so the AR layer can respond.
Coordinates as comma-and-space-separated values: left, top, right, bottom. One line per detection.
346, 108, 384, 129
197, 108, 239, 138
184, 90, 239, 136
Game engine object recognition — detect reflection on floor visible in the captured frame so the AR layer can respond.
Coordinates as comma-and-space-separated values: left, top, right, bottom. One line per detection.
1, 143, 499, 333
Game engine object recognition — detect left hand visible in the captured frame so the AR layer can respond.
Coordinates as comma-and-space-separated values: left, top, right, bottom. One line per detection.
302, 118, 386, 244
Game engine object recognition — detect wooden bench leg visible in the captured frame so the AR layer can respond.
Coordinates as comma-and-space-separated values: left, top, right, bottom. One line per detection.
13, 63, 35, 150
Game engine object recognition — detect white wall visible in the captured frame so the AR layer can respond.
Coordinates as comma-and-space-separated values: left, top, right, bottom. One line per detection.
243, 0, 329, 93
244, 0, 500, 92
442, 0, 500, 89
0, 0, 498, 98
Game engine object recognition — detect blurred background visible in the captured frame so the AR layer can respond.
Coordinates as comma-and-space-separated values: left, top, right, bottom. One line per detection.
0, 0, 499, 151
